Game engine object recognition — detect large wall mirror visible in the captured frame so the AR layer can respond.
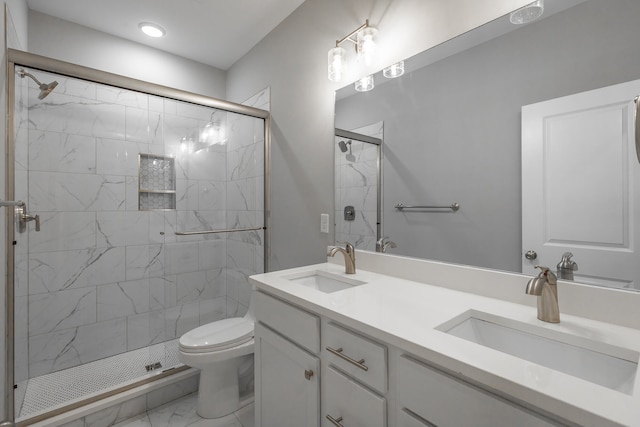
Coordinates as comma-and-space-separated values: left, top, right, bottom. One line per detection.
334, 0, 640, 291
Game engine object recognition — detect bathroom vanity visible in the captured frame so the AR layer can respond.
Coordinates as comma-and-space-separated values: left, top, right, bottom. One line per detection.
250, 251, 640, 427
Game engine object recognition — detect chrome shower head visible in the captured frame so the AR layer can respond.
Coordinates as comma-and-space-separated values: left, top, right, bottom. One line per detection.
338, 140, 351, 153
18, 69, 58, 99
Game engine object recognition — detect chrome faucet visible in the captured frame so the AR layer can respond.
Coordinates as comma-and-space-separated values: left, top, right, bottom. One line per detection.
376, 237, 397, 253
328, 242, 356, 274
557, 252, 578, 280
525, 266, 560, 323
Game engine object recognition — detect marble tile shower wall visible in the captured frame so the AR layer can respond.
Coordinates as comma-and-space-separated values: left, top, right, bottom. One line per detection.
334, 122, 382, 251
12, 70, 266, 382
225, 88, 268, 317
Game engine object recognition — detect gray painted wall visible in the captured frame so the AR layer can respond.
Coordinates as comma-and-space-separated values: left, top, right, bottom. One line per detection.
226, 0, 528, 271
27, 11, 227, 99
336, 0, 640, 272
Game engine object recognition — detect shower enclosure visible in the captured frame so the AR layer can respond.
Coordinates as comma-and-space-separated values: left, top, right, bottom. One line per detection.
334, 126, 382, 251
4, 50, 269, 424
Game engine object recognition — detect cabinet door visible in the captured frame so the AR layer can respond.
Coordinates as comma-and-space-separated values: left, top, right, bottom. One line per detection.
255, 323, 320, 427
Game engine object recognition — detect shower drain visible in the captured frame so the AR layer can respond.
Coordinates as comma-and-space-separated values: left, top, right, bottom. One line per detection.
145, 361, 163, 372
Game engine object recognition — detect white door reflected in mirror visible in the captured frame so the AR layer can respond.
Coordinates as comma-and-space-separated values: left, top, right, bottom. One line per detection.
522, 79, 640, 289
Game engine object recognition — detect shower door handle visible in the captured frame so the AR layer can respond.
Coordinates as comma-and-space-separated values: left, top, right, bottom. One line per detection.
21, 213, 40, 232
0, 200, 40, 232
10, 202, 41, 233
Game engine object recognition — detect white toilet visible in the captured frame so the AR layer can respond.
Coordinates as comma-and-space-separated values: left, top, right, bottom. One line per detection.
178, 307, 255, 419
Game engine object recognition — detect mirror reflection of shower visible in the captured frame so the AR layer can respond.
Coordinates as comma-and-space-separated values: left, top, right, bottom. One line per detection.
338, 139, 356, 162
18, 68, 58, 99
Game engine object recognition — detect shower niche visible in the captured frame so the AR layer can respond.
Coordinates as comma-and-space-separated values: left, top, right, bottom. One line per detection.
138, 153, 176, 210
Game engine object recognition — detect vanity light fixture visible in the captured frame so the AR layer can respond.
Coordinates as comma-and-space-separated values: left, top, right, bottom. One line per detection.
327, 19, 377, 82
510, 0, 544, 25
139, 22, 166, 38
383, 61, 405, 78
354, 75, 374, 92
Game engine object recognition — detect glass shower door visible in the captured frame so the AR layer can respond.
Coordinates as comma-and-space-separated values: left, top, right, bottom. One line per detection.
11, 65, 265, 421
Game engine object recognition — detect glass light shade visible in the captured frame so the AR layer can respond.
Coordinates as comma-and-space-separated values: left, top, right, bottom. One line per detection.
201, 120, 227, 146
328, 46, 347, 82
180, 137, 195, 153
139, 22, 166, 38
354, 75, 375, 92
510, 0, 544, 25
356, 26, 378, 65
383, 61, 405, 78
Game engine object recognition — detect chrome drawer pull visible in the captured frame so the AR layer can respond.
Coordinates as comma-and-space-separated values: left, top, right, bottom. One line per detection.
326, 415, 344, 427
403, 408, 438, 427
326, 346, 369, 371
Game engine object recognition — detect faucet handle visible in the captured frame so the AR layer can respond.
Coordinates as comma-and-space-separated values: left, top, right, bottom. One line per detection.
337, 241, 354, 253
534, 265, 557, 284
557, 252, 578, 271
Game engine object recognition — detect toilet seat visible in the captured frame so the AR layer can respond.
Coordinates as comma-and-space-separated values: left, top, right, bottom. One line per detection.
179, 318, 254, 354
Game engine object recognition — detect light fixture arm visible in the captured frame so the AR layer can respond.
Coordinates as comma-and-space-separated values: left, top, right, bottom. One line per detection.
335, 19, 369, 50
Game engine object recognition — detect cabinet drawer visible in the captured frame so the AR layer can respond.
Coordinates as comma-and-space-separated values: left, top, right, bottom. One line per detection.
397, 355, 559, 427
254, 291, 319, 353
323, 322, 387, 394
323, 366, 386, 427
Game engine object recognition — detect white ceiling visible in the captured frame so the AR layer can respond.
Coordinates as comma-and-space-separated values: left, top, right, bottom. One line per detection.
25, 0, 306, 70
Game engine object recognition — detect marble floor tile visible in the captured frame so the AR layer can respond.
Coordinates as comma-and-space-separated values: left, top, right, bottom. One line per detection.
116, 394, 252, 427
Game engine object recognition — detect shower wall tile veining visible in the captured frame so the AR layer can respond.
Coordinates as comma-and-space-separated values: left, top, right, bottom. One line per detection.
334, 122, 382, 251
12, 68, 266, 419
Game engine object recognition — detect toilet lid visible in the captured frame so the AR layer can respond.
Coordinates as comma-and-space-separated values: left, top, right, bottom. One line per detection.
179, 318, 254, 352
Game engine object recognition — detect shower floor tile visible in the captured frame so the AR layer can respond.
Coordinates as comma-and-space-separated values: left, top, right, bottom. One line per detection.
115, 394, 254, 427
16, 339, 182, 420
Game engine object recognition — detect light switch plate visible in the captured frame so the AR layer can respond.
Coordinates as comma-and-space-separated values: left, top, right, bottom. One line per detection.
320, 213, 329, 233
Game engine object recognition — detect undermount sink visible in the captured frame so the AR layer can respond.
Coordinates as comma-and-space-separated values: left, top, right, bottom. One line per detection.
438, 310, 638, 395
284, 270, 366, 293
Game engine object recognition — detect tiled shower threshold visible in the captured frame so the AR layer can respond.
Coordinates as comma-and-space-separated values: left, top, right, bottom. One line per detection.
16, 339, 183, 423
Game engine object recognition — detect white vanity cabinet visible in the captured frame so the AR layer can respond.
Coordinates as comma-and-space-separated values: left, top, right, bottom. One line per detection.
322, 321, 388, 427
396, 355, 561, 427
254, 289, 566, 427
255, 292, 321, 427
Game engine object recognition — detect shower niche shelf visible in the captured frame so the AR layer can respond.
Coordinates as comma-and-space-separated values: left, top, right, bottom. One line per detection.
138, 154, 176, 210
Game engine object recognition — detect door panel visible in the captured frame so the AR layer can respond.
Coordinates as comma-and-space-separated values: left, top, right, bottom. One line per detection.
522, 79, 640, 289
255, 323, 319, 427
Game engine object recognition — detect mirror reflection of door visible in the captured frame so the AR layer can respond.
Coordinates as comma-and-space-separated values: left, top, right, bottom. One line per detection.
522, 79, 640, 289
334, 125, 382, 251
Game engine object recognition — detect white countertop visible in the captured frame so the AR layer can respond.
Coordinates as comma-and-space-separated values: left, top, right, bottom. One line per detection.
250, 259, 640, 427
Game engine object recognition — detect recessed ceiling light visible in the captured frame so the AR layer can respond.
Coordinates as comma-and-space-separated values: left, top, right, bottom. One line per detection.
139, 22, 166, 38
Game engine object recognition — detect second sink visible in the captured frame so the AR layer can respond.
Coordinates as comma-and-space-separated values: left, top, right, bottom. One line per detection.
438, 310, 638, 395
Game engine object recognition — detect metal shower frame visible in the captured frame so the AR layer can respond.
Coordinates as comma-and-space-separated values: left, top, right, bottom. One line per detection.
3, 48, 271, 426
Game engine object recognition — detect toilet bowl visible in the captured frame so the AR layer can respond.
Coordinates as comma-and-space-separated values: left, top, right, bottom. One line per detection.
179, 315, 255, 419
